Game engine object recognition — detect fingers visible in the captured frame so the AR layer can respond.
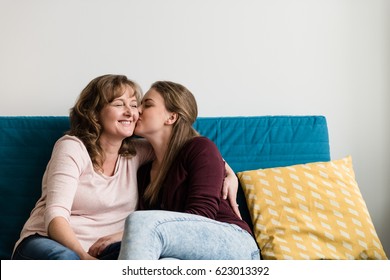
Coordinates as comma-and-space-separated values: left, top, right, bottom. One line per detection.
232, 202, 242, 219
88, 247, 98, 258
228, 192, 241, 219
227, 188, 238, 207
222, 183, 229, 200
88, 240, 108, 257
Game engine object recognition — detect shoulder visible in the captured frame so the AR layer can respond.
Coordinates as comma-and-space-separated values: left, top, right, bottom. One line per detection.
180, 137, 224, 173
183, 137, 220, 157
55, 134, 85, 148
53, 135, 88, 155
47, 135, 91, 171
185, 136, 217, 150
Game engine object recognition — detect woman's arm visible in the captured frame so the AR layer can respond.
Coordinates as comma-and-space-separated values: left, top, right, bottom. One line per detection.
48, 217, 96, 260
44, 136, 94, 259
183, 138, 226, 218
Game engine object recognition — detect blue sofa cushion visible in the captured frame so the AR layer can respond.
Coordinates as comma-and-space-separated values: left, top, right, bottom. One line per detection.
0, 115, 329, 259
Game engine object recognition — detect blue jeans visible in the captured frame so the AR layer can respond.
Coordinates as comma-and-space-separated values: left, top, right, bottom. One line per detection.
12, 233, 121, 260
118, 210, 260, 260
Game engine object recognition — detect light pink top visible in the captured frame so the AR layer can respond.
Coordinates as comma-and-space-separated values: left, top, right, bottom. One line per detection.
13, 135, 153, 252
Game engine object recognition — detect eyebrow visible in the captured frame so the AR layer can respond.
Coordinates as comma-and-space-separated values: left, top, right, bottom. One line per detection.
113, 96, 138, 102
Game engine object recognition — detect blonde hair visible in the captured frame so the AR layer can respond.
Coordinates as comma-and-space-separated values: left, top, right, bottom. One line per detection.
68, 74, 143, 172
144, 81, 199, 205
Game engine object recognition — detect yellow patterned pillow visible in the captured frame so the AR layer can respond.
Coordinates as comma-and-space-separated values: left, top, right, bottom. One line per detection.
237, 156, 387, 260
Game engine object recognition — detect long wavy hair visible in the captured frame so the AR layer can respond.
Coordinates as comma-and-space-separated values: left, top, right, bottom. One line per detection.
143, 81, 199, 206
68, 74, 142, 172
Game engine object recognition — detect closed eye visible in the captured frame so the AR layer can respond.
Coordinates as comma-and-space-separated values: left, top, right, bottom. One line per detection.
111, 100, 125, 107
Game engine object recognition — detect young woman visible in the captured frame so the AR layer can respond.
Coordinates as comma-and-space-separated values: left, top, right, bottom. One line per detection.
12, 75, 240, 260
118, 81, 260, 260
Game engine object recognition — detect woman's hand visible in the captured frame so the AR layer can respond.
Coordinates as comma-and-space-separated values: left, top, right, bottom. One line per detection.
79, 252, 98, 260
222, 161, 242, 219
88, 232, 123, 258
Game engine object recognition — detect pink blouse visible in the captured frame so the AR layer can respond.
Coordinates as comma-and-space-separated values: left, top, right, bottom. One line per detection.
13, 135, 153, 252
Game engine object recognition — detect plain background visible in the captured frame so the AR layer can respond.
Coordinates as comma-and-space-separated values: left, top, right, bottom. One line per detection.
0, 0, 389, 256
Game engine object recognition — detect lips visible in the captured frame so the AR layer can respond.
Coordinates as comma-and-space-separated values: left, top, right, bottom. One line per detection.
119, 120, 132, 125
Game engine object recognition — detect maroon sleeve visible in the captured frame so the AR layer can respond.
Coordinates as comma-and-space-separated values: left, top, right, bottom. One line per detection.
183, 137, 225, 219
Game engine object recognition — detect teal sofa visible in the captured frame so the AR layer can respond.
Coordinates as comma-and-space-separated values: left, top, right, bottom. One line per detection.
0, 115, 330, 259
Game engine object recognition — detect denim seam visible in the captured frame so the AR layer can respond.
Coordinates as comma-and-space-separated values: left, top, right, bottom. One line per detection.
153, 217, 245, 233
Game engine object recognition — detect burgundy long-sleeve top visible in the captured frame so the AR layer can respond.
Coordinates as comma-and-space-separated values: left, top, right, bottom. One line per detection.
137, 136, 253, 235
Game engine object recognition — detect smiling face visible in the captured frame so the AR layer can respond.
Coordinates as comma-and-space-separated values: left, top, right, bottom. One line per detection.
99, 84, 139, 143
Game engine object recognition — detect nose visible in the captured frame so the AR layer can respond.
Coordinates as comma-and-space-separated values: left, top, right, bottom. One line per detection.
124, 105, 137, 118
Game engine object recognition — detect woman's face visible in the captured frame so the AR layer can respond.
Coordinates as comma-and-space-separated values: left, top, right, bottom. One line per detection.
99, 85, 139, 142
135, 88, 172, 139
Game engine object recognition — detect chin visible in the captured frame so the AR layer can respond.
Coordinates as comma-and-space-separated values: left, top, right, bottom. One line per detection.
134, 127, 141, 135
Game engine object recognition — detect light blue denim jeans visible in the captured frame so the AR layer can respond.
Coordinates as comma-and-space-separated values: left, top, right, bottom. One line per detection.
12, 233, 121, 260
118, 210, 260, 260
12, 234, 80, 260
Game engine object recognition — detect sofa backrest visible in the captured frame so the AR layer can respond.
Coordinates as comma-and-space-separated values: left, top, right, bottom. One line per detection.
0, 116, 70, 259
193, 116, 330, 172
0, 115, 330, 259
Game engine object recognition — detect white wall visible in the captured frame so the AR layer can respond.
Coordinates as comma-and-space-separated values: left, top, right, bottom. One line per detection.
1, 0, 389, 256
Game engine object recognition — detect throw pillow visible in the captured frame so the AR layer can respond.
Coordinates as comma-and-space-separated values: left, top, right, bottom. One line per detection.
237, 156, 387, 260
